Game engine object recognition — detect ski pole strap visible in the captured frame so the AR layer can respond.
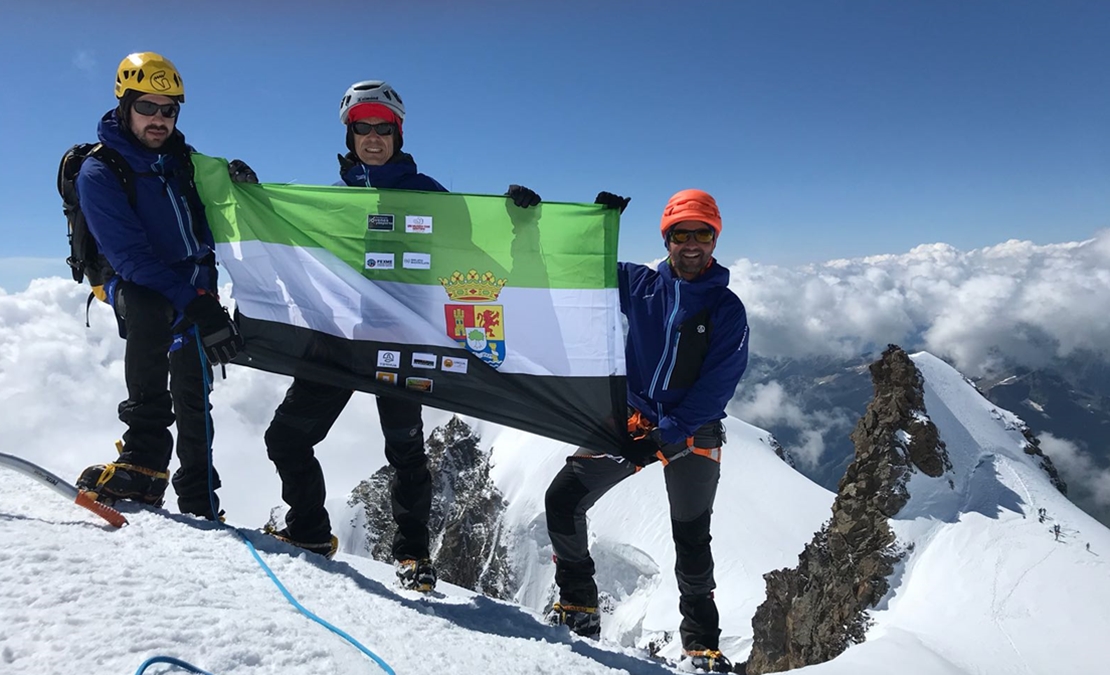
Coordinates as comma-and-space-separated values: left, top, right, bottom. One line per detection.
134, 656, 215, 675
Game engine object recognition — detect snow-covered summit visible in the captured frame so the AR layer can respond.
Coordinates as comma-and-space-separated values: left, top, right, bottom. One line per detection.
743, 350, 1110, 674
854, 352, 1110, 675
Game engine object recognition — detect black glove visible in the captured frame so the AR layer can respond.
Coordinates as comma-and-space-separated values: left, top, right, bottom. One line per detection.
595, 191, 630, 214
338, 152, 358, 174
620, 428, 663, 467
183, 294, 244, 365
228, 159, 259, 184
506, 184, 541, 208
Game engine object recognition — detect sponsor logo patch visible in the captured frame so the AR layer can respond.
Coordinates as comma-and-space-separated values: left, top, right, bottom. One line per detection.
405, 377, 434, 393
377, 350, 401, 368
367, 214, 395, 231
412, 353, 437, 369
403, 252, 431, 270
405, 215, 433, 234
441, 357, 468, 374
365, 253, 395, 270
376, 371, 397, 385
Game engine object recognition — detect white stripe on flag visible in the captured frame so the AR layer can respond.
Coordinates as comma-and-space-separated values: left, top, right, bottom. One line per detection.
218, 241, 625, 377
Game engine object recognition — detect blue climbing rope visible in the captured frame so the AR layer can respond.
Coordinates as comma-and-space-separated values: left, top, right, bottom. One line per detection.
132, 331, 396, 675
194, 329, 395, 675
238, 534, 398, 675
134, 656, 215, 675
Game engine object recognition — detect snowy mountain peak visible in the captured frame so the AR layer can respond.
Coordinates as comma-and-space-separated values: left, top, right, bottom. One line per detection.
747, 345, 949, 673
744, 346, 1110, 674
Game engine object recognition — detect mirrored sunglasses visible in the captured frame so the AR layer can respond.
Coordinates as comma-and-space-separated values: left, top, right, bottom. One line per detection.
669, 228, 715, 244
352, 121, 396, 136
131, 100, 180, 118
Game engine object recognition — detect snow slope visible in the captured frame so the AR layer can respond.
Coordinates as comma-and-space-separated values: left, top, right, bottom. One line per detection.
3, 281, 1109, 674
0, 485, 670, 675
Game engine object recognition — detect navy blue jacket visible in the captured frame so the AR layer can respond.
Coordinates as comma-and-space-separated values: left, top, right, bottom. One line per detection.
76, 110, 215, 312
339, 152, 447, 192
619, 259, 749, 444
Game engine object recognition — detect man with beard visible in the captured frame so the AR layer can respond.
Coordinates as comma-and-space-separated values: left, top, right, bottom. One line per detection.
545, 189, 749, 673
76, 52, 245, 520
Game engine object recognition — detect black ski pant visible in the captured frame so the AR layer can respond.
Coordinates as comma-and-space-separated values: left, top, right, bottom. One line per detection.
264, 378, 431, 558
545, 439, 722, 651
115, 281, 220, 515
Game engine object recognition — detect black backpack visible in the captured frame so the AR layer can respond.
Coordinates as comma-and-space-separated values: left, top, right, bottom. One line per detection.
57, 143, 135, 301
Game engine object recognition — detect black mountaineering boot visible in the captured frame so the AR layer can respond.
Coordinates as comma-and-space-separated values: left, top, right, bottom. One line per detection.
76, 462, 168, 507
545, 602, 601, 639
265, 526, 339, 559
395, 558, 437, 592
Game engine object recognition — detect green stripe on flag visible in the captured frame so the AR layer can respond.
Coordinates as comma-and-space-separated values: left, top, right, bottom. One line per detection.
192, 154, 619, 290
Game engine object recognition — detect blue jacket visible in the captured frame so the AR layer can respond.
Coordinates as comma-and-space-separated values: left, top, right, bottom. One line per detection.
339, 152, 447, 192
619, 259, 749, 444
76, 110, 215, 312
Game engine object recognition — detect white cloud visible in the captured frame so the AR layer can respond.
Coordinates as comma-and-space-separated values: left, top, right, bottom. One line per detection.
729, 381, 852, 469
724, 230, 1110, 375
1038, 433, 1110, 509
72, 50, 96, 73
13, 231, 1108, 378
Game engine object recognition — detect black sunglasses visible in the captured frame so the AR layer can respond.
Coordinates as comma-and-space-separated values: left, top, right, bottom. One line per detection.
351, 121, 396, 136
669, 228, 715, 244
131, 100, 180, 118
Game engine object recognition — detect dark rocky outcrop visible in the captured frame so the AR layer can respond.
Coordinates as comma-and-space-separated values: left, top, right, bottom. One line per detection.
348, 416, 516, 599
745, 345, 951, 673
768, 435, 796, 468
1020, 425, 1068, 496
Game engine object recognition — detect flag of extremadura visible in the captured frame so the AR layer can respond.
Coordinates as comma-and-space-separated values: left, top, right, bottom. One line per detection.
193, 155, 628, 452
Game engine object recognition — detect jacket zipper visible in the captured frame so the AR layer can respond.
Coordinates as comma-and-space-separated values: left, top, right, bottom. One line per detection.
154, 155, 198, 259
648, 278, 682, 398
662, 332, 682, 390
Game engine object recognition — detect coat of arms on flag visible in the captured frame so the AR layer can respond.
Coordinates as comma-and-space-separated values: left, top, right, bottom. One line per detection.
441, 269, 508, 369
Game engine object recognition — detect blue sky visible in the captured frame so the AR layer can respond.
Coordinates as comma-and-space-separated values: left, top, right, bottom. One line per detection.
1, 0, 1108, 292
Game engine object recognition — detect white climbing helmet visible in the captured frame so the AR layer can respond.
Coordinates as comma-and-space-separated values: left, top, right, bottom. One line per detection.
339, 80, 406, 125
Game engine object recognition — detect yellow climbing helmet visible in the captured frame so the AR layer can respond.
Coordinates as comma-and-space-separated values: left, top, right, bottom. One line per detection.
114, 52, 185, 102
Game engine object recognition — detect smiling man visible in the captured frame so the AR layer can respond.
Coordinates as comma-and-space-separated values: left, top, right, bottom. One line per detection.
544, 189, 750, 673
259, 80, 541, 584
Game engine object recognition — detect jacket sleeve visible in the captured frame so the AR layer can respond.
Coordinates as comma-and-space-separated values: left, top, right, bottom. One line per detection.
656, 295, 749, 443
617, 262, 638, 315
76, 157, 200, 311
